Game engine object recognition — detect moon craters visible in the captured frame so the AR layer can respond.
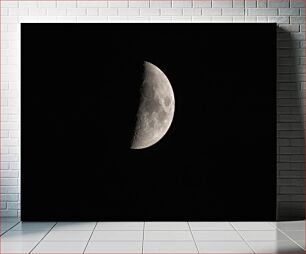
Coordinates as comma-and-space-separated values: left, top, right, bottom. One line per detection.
131, 61, 175, 149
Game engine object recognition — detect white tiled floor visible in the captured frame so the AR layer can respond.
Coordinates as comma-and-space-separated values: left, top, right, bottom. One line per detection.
0, 219, 304, 253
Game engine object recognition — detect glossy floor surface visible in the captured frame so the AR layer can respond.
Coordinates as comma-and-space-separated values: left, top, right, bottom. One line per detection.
0, 218, 304, 253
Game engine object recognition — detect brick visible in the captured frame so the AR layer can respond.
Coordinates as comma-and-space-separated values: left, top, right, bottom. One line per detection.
9, 8, 29, 16
291, 155, 305, 162
291, 162, 305, 170
1, 210, 18, 217
67, 8, 86, 16
212, 16, 233, 22
245, 0, 256, 7
172, 0, 192, 7
202, 8, 222, 15
1, 202, 7, 210
118, 8, 140, 16
29, 8, 47, 16
278, 195, 305, 201
257, 16, 268, 22
257, 0, 267, 8
7, 202, 20, 210
0, 170, 19, 178
140, 8, 160, 16
279, 8, 300, 15
108, 1, 129, 7
183, 8, 202, 16
192, 16, 212, 21
1, 186, 20, 194
291, 139, 304, 146
38, 1, 57, 8
280, 186, 304, 194
0, 194, 18, 202
2, 1, 18, 8
233, 0, 244, 7
247, 8, 278, 15
57, 1, 77, 8
77, 1, 107, 7
280, 171, 305, 178
161, 8, 183, 16
47, 8, 67, 16
212, 0, 233, 7
193, 0, 212, 7
86, 8, 99, 16
269, 16, 290, 23
268, 0, 289, 8
0, 178, 18, 186
76, 16, 107, 22
279, 130, 304, 138
278, 179, 304, 185
233, 16, 245, 22
150, 0, 171, 7
129, 1, 149, 7
172, 16, 192, 22
99, 8, 118, 16
107, 16, 128, 21
222, 8, 245, 15
290, 0, 305, 7
278, 24, 300, 32
280, 146, 304, 154
290, 16, 305, 24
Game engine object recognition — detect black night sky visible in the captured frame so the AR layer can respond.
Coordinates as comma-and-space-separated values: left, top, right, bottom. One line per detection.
22, 23, 276, 221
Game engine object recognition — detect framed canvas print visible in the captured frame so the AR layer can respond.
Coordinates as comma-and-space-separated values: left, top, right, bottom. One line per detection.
21, 23, 276, 221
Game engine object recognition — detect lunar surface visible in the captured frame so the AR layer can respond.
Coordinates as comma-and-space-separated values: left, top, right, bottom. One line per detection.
131, 61, 175, 149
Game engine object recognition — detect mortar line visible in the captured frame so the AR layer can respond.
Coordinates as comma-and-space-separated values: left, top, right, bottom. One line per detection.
83, 221, 98, 254
29, 222, 57, 254
229, 222, 256, 254
187, 221, 200, 254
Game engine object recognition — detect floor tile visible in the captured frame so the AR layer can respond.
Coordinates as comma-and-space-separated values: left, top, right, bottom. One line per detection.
85, 241, 142, 253
32, 241, 87, 253
1, 221, 21, 232
0, 218, 20, 224
52, 222, 96, 230
232, 222, 275, 230
189, 222, 234, 231
276, 221, 305, 231
96, 222, 144, 231
145, 222, 190, 230
144, 230, 193, 241
192, 230, 243, 241
239, 230, 291, 241
0, 230, 48, 242
197, 241, 253, 253
90, 230, 143, 241
143, 241, 198, 253
42, 230, 92, 241
248, 240, 304, 253
1, 241, 37, 253
12, 222, 56, 231
282, 230, 305, 249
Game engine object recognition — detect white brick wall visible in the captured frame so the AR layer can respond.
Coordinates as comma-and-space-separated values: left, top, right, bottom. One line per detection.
1, 0, 305, 219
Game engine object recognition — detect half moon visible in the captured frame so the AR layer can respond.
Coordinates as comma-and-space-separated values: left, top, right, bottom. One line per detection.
131, 61, 175, 149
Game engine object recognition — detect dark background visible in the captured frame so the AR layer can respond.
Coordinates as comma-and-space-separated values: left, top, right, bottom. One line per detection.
21, 23, 276, 221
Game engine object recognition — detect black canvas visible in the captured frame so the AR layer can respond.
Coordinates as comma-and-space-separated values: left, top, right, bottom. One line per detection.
21, 23, 276, 221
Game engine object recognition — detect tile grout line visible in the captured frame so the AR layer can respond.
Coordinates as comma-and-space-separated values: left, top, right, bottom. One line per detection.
229, 222, 256, 254
187, 222, 200, 254
29, 222, 58, 254
0, 220, 20, 236
276, 227, 306, 251
141, 221, 145, 254
83, 221, 98, 254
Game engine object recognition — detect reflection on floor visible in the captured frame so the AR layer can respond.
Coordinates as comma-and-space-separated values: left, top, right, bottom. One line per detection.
0, 218, 304, 253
